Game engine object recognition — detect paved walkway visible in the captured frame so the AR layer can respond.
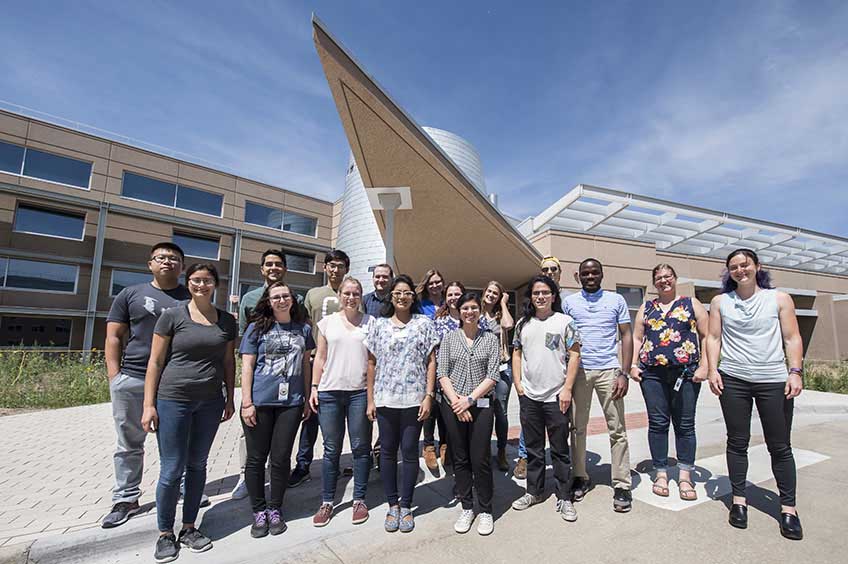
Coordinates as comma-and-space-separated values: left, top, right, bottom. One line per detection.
0, 388, 846, 563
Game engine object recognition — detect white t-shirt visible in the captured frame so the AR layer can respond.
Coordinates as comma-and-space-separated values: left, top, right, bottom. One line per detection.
513, 312, 582, 403
316, 313, 373, 391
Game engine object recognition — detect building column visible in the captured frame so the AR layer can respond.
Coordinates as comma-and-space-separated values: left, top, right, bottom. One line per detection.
83, 202, 109, 357
228, 229, 242, 314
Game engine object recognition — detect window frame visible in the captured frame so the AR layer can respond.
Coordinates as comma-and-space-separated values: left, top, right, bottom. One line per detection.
285, 251, 316, 275
120, 170, 224, 219
0, 315, 74, 349
172, 232, 221, 261
243, 199, 318, 238
0, 140, 93, 191
616, 285, 645, 325
109, 269, 153, 297
1, 257, 80, 295
12, 203, 87, 242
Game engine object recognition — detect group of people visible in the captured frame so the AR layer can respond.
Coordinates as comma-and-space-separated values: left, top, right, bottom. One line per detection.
101, 242, 805, 563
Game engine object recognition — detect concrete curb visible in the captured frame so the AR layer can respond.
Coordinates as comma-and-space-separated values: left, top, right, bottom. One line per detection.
0, 543, 30, 564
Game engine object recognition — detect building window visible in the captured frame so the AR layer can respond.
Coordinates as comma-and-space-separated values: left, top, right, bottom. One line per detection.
0, 140, 92, 189
0, 140, 25, 175
239, 282, 263, 298
173, 233, 220, 260
2, 258, 78, 293
616, 285, 644, 325
244, 200, 317, 237
286, 252, 315, 274
110, 270, 153, 296
121, 171, 223, 216
13, 204, 86, 240
1, 316, 72, 348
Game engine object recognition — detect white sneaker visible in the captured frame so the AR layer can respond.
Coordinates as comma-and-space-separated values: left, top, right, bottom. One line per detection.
556, 499, 578, 522
477, 512, 494, 536
454, 509, 475, 533
511, 493, 541, 511
231, 477, 248, 500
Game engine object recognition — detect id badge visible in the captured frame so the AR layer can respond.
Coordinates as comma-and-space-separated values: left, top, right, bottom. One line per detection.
278, 382, 290, 401
673, 376, 683, 392
477, 398, 490, 408
499, 362, 509, 372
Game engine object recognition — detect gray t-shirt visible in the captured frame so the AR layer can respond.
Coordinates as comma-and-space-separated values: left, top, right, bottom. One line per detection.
154, 305, 238, 401
106, 283, 191, 379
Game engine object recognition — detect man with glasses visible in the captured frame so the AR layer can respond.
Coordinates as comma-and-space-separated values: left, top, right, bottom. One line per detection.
362, 263, 394, 317
102, 243, 192, 528
288, 249, 351, 488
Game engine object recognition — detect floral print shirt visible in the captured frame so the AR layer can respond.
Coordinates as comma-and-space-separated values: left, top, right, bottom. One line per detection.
365, 314, 440, 408
639, 296, 700, 367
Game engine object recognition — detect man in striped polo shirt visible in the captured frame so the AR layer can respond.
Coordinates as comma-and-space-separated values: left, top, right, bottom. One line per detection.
563, 258, 634, 513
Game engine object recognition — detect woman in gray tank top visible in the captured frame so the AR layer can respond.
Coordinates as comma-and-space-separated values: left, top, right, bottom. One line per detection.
705, 249, 804, 541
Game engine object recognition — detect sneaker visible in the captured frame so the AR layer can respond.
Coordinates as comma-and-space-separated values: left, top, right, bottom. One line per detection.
288, 466, 311, 488
268, 508, 287, 535
250, 510, 268, 538
557, 499, 578, 522
399, 507, 415, 533
477, 512, 494, 536
423, 445, 438, 471
101, 500, 141, 529
513, 458, 527, 480
154, 532, 179, 563
313, 502, 333, 527
384, 505, 400, 533
512, 493, 541, 511
454, 509, 475, 534
613, 488, 632, 513
571, 476, 592, 502
496, 448, 509, 472
178, 527, 212, 553
352, 500, 369, 525
231, 477, 248, 500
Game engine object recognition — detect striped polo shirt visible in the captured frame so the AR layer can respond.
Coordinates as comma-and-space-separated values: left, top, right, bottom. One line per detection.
563, 289, 630, 370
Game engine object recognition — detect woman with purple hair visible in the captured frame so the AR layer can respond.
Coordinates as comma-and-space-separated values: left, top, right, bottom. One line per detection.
705, 249, 804, 541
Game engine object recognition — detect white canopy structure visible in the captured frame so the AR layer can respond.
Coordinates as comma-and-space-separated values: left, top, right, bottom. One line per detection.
519, 184, 848, 275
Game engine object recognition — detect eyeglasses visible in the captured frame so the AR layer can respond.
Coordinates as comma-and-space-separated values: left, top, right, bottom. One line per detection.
541, 266, 560, 273
460, 305, 480, 312
188, 278, 216, 287
654, 275, 675, 282
263, 261, 285, 269
270, 294, 293, 302
326, 262, 347, 271
531, 290, 553, 297
151, 254, 182, 264
391, 291, 415, 299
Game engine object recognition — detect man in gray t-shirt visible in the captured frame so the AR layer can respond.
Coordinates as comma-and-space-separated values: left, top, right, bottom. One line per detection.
101, 243, 189, 529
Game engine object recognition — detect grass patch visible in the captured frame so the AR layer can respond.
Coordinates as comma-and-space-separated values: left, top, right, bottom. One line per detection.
0, 349, 243, 409
804, 361, 848, 394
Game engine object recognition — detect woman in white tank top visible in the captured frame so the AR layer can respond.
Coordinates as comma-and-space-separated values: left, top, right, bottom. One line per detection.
705, 249, 804, 541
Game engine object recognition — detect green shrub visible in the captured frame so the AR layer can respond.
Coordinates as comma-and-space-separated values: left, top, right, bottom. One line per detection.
804, 361, 848, 394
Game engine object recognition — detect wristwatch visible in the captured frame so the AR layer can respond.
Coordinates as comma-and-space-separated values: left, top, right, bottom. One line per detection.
425, 391, 436, 399
466, 396, 475, 406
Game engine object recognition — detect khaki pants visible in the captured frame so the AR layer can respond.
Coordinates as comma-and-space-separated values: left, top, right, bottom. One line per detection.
570, 367, 632, 489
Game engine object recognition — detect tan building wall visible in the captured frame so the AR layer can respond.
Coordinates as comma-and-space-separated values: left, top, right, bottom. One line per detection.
531, 228, 848, 361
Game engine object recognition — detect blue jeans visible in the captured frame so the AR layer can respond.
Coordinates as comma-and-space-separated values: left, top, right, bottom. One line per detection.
639, 365, 701, 471
376, 407, 423, 508
494, 364, 513, 450
518, 430, 527, 459
155, 396, 224, 532
295, 414, 320, 469
318, 390, 372, 502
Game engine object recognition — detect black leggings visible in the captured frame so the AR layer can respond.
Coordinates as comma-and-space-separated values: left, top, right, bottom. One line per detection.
440, 401, 494, 513
242, 405, 302, 513
377, 407, 423, 508
718, 373, 796, 507
422, 397, 448, 449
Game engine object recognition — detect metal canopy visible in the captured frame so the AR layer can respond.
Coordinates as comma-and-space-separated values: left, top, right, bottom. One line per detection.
522, 184, 848, 275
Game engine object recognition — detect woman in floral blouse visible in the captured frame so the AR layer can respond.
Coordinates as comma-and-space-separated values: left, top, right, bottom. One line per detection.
365, 274, 438, 533
630, 264, 709, 501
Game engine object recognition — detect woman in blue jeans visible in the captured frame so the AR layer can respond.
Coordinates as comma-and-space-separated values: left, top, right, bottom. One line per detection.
629, 264, 708, 501
142, 263, 237, 563
481, 281, 514, 471
365, 274, 439, 533
240, 282, 314, 539
309, 276, 373, 528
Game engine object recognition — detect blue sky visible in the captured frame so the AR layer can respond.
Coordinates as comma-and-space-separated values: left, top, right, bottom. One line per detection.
2, 0, 846, 235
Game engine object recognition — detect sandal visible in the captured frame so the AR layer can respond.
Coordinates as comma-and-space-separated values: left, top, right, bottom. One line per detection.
678, 479, 697, 501
384, 505, 400, 532
652, 475, 670, 497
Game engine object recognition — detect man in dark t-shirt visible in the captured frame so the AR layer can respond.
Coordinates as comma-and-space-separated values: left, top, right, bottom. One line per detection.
101, 242, 190, 529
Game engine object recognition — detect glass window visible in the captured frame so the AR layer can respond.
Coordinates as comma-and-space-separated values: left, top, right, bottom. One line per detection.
175, 185, 223, 216
22, 148, 92, 189
244, 201, 282, 230
121, 171, 176, 207
239, 282, 263, 298
283, 211, 317, 236
173, 233, 220, 260
0, 257, 6, 286
616, 286, 644, 325
0, 140, 25, 175
13, 205, 85, 240
4, 258, 78, 293
111, 270, 153, 296
286, 252, 315, 273
1, 316, 72, 348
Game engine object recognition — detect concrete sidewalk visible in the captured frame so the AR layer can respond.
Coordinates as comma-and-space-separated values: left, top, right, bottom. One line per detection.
1, 388, 847, 563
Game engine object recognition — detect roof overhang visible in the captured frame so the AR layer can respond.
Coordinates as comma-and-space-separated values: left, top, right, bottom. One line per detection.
312, 16, 541, 289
